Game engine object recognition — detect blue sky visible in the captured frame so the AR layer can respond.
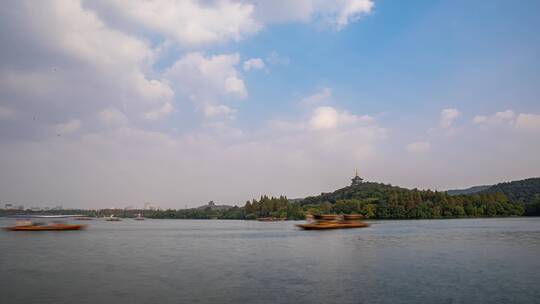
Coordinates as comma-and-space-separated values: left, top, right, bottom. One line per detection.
235, 0, 540, 125
0, 0, 539, 208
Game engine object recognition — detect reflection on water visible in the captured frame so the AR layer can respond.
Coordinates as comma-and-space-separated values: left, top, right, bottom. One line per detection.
1, 218, 539, 304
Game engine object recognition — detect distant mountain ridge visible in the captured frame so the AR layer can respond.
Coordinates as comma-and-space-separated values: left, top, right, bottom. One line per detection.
478, 178, 540, 204
447, 177, 540, 205
447, 185, 491, 196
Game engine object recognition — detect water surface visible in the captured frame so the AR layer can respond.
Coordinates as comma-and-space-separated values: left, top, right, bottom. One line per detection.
1, 218, 539, 304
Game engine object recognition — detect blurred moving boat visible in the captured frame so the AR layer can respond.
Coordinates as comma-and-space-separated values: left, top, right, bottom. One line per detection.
296, 214, 369, 230
5, 220, 86, 231
105, 215, 121, 221
134, 213, 145, 221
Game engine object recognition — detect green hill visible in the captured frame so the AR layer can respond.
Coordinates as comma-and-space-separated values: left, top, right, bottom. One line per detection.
478, 178, 540, 204
477, 178, 540, 215
298, 181, 525, 219
446, 178, 540, 215
301, 182, 405, 205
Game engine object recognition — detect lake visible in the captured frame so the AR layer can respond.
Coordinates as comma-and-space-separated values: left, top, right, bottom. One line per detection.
1, 218, 539, 304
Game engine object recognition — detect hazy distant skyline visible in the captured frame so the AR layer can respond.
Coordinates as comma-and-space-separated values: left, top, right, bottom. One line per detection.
1, 0, 539, 209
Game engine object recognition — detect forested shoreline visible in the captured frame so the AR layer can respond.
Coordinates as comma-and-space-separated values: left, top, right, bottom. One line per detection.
2, 178, 539, 220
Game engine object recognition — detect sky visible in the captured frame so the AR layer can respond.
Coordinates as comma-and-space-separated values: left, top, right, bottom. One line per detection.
1, 0, 539, 209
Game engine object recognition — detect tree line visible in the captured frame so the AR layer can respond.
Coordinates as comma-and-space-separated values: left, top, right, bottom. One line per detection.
2, 179, 538, 220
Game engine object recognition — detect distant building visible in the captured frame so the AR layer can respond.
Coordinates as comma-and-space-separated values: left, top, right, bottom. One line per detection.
351, 169, 364, 186
4, 203, 13, 209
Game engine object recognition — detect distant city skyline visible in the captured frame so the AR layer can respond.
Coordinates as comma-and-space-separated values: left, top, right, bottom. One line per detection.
1, 0, 539, 209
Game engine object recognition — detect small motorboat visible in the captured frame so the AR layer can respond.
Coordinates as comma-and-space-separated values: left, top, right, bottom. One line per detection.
134, 213, 145, 221
5, 220, 86, 231
105, 215, 121, 221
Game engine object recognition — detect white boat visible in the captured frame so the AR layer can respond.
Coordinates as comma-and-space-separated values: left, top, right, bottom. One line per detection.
105, 215, 121, 221
134, 213, 145, 221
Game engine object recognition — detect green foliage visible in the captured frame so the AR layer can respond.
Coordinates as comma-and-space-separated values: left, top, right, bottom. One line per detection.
241, 195, 304, 220
478, 178, 540, 215
298, 182, 525, 219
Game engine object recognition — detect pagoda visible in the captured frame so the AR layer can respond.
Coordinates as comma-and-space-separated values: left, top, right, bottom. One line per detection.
351, 169, 364, 186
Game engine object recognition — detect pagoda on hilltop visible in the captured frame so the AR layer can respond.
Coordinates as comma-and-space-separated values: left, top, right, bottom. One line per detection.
351, 169, 364, 186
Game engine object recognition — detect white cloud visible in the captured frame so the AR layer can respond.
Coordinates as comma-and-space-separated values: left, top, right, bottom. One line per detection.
406, 141, 430, 153
334, 0, 375, 29
301, 87, 332, 106
439, 108, 460, 129
225, 76, 247, 97
243, 58, 265, 71
165, 52, 247, 99
472, 115, 487, 124
472, 110, 540, 133
473, 110, 516, 127
0, 0, 174, 131
0, 0, 377, 141
438, 108, 460, 136
144, 102, 174, 121
494, 110, 516, 121
253, 0, 374, 30
164, 52, 246, 118
310, 106, 339, 129
202, 104, 236, 119
309, 106, 376, 130
514, 113, 540, 132
84, 0, 261, 46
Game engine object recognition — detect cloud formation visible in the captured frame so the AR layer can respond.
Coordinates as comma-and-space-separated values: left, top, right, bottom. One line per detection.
243, 58, 265, 71
84, 0, 261, 45
439, 108, 460, 129
254, 0, 374, 29
473, 110, 540, 133
163, 52, 247, 119
0, 0, 174, 141
438, 108, 460, 136
301, 87, 332, 106
1, 1, 538, 209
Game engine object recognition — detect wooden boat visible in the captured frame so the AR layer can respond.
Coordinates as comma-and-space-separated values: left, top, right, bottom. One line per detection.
314, 214, 339, 221
343, 214, 363, 220
297, 214, 369, 230
296, 221, 369, 230
6, 222, 86, 231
